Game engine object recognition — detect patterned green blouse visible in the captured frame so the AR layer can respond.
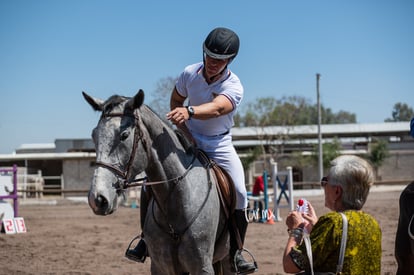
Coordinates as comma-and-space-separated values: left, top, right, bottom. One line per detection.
290, 210, 381, 274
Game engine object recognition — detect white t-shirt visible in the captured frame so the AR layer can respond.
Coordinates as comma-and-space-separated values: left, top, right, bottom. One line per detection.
175, 62, 243, 136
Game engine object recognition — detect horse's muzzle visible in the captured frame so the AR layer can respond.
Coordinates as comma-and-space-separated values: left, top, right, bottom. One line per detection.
88, 191, 114, 215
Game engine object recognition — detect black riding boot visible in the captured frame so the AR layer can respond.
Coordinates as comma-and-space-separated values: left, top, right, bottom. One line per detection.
230, 209, 257, 274
125, 187, 150, 263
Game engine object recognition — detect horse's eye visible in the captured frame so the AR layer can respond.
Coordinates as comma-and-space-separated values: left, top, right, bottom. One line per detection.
120, 130, 130, 141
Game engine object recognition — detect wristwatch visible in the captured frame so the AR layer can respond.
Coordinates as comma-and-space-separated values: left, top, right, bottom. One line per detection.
186, 106, 195, 119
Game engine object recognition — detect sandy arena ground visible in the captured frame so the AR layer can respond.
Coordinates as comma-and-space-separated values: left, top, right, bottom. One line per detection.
0, 186, 404, 275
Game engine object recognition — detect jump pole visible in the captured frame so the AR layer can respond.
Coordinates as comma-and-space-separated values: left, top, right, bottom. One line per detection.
262, 170, 275, 223
263, 170, 269, 215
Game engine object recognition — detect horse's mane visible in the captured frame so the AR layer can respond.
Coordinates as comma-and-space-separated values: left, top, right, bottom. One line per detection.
134, 103, 172, 129
101, 94, 189, 150
139, 104, 193, 154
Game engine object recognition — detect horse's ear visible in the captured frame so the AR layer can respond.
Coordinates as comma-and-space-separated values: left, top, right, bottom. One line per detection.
126, 89, 144, 110
82, 91, 104, 111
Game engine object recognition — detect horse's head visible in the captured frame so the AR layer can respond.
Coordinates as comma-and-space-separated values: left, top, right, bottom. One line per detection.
83, 89, 150, 215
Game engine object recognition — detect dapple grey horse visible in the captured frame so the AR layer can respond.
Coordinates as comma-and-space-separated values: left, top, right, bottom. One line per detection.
395, 181, 414, 275
83, 90, 231, 275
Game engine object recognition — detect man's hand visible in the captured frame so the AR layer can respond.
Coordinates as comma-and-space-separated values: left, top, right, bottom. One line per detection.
166, 107, 189, 125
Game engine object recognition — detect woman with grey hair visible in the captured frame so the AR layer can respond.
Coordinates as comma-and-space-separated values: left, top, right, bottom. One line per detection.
282, 155, 381, 274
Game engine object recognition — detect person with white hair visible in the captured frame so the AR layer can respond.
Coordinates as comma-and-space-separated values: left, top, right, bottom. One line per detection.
283, 155, 381, 274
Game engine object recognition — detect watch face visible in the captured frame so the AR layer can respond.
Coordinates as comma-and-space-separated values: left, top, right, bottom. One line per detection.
188, 106, 194, 116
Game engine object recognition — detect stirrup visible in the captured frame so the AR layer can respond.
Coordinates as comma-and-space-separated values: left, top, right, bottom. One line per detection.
125, 235, 147, 263
233, 248, 258, 275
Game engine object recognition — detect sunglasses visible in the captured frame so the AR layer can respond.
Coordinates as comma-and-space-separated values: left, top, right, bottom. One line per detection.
321, 177, 328, 187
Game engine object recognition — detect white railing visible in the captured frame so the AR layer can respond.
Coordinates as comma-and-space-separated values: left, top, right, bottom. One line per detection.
17, 170, 44, 199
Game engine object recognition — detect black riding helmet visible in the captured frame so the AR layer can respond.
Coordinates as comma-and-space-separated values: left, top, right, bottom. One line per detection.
203, 27, 240, 63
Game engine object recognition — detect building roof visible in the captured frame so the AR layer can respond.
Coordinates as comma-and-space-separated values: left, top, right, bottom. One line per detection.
0, 152, 96, 161
231, 121, 410, 140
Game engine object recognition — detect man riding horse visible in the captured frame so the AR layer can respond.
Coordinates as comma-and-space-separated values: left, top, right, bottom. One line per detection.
125, 27, 257, 274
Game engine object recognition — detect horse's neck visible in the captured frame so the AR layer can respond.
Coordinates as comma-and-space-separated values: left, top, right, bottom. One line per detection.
141, 107, 193, 181
143, 126, 195, 208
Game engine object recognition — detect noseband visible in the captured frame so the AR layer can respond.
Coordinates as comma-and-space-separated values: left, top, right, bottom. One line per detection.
95, 110, 196, 190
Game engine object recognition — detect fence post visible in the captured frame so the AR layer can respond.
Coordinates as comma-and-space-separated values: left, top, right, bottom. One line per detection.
287, 166, 294, 211
22, 167, 27, 200
13, 165, 18, 217
61, 174, 64, 198
270, 160, 282, 221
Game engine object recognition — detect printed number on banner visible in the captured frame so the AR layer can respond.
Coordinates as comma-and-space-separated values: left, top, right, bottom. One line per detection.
2, 217, 27, 234
14, 217, 27, 233
3, 219, 16, 234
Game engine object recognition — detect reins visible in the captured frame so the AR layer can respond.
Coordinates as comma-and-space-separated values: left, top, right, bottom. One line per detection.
117, 153, 197, 189
95, 110, 197, 190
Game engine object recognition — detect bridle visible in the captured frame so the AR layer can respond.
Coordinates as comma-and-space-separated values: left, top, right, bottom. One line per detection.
94, 110, 196, 191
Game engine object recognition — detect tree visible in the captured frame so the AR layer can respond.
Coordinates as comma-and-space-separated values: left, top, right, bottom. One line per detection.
385, 103, 414, 122
240, 146, 263, 171
239, 95, 356, 126
233, 112, 242, 127
271, 96, 314, 125
366, 139, 389, 180
148, 76, 177, 116
311, 137, 342, 169
241, 97, 279, 127
332, 110, 356, 124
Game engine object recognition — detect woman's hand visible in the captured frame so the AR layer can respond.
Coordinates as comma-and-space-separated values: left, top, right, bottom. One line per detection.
286, 211, 305, 230
286, 201, 319, 233
301, 201, 318, 233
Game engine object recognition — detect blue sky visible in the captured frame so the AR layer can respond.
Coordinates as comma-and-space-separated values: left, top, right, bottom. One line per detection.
1, 0, 413, 154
